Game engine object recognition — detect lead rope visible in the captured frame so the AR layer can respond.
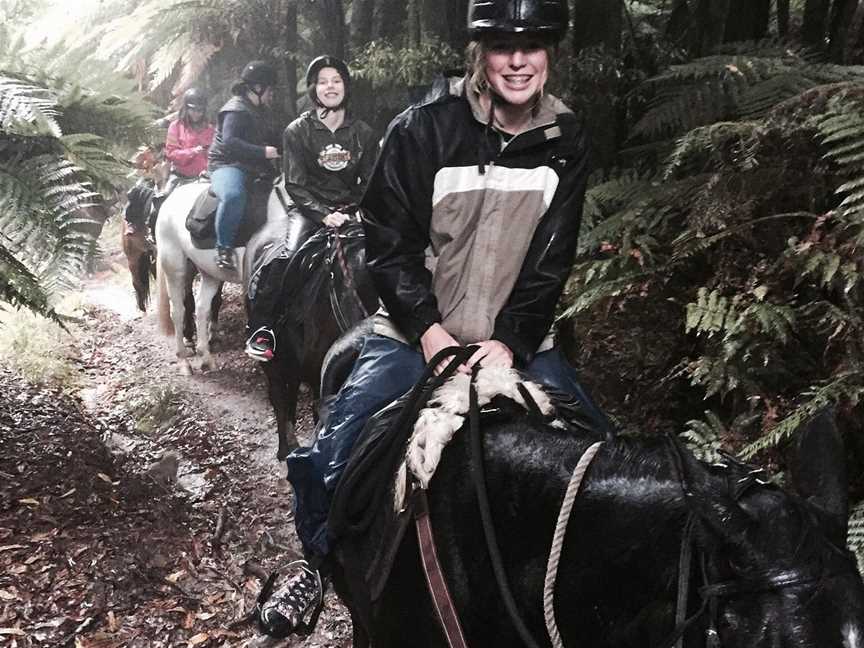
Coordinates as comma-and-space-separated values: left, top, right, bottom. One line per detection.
543, 441, 604, 648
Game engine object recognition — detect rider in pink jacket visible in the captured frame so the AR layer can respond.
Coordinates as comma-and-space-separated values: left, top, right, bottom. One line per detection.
165, 88, 214, 178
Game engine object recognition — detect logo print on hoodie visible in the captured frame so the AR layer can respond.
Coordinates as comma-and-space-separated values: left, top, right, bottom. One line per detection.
318, 143, 352, 171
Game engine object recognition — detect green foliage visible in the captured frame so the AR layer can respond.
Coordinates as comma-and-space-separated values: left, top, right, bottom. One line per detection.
631, 46, 864, 142
127, 384, 187, 434
0, 303, 79, 388
352, 39, 463, 88
850, 500, 864, 573
566, 39, 864, 471
0, 67, 144, 318
680, 411, 727, 463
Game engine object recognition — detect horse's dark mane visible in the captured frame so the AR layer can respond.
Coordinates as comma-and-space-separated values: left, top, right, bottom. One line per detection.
488, 410, 845, 570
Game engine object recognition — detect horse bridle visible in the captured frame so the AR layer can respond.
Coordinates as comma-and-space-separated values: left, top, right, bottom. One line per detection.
661, 439, 856, 648
327, 224, 368, 333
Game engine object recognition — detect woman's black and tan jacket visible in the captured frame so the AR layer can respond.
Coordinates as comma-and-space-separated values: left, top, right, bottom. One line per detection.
360, 77, 590, 365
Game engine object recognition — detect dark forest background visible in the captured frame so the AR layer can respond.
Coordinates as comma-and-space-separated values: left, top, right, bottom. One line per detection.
4, 0, 864, 559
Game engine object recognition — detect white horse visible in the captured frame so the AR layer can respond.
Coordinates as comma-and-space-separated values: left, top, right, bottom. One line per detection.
155, 181, 289, 374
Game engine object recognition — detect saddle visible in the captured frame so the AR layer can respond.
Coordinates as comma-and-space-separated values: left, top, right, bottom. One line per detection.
186, 177, 271, 250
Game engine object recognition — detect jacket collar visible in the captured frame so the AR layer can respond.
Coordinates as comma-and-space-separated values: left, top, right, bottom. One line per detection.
310, 109, 354, 131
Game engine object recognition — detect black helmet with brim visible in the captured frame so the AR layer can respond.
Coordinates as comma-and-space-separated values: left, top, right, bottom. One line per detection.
468, 0, 568, 42
183, 87, 208, 110
232, 60, 278, 94
305, 55, 351, 108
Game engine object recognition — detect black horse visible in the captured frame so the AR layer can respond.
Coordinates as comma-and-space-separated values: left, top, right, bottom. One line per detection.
327, 391, 863, 647
252, 222, 378, 459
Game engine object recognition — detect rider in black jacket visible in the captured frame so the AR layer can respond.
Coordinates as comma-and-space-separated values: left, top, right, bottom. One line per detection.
208, 60, 281, 271
245, 56, 377, 361
259, 0, 611, 638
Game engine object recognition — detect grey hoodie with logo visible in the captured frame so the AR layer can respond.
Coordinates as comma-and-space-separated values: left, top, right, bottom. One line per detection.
282, 111, 378, 223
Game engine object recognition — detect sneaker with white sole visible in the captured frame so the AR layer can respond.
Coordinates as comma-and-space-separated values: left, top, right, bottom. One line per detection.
258, 560, 324, 638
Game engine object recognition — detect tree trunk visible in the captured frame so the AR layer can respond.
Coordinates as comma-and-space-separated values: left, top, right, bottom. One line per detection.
350, 0, 375, 55
373, 0, 408, 43
571, 0, 623, 174
689, 0, 731, 56
283, 0, 298, 120
571, 0, 623, 53
666, 0, 691, 44
445, 0, 468, 52
418, 0, 448, 43
407, 0, 422, 46
312, 0, 346, 59
802, 0, 832, 47
777, 0, 791, 38
723, 0, 771, 41
828, 0, 860, 61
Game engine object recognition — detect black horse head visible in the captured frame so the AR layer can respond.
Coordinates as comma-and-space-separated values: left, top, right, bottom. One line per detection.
677, 408, 863, 647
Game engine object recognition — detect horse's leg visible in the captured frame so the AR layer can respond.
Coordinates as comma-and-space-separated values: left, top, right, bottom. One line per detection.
122, 228, 152, 311
160, 258, 194, 375
351, 612, 370, 648
210, 281, 224, 324
183, 263, 196, 343
263, 358, 299, 460
196, 275, 222, 371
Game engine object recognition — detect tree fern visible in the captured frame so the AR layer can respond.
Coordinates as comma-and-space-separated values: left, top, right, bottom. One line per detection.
632, 45, 864, 141
849, 500, 864, 573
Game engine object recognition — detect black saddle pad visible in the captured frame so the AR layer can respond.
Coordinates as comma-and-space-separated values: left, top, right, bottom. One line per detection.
186, 180, 271, 250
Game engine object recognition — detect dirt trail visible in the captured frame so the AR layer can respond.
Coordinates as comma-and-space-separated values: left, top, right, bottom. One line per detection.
0, 234, 351, 648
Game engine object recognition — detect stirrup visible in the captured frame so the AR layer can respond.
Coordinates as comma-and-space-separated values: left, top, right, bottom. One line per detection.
245, 326, 276, 362
257, 560, 325, 638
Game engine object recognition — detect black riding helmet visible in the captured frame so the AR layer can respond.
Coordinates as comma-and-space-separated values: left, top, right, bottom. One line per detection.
468, 0, 569, 42
232, 60, 278, 97
183, 87, 208, 110
305, 55, 351, 109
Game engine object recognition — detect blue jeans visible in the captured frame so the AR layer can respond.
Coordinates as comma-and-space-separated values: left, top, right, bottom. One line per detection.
211, 166, 247, 248
287, 335, 610, 558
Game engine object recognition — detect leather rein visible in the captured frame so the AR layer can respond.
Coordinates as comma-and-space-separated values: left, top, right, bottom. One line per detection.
413, 354, 602, 648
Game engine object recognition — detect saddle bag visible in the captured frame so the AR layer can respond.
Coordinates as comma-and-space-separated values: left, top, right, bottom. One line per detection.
186, 176, 272, 250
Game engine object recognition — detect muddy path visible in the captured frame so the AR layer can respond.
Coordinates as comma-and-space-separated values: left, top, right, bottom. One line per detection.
0, 230, 351, 648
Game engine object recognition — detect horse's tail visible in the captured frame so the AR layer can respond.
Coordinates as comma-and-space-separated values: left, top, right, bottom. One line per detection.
134, 249, 156, 311
156, 252, 174, 336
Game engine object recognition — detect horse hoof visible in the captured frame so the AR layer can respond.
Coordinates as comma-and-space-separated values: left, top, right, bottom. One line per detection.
179, 362, 193, 376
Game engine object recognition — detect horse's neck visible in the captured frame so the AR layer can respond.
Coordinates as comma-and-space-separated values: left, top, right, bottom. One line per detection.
485, 431, 692, 644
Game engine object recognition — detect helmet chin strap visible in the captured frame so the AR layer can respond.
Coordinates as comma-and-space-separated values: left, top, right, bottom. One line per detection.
316, 98, 345, 120
249, 84, 268, 104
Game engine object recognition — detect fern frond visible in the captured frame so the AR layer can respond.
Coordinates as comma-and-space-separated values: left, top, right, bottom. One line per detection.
849, 500, 864, 572
741, 373, 864, 458
0, 76, 61, 137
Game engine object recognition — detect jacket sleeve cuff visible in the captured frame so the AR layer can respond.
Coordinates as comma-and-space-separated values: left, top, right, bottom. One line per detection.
399, 308, 442, 344
491, 324, 535, 367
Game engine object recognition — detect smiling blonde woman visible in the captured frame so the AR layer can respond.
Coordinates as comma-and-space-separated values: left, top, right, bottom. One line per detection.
258, 0, 613, 638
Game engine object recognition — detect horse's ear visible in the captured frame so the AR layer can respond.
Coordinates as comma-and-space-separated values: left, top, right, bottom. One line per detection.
787, 407, 848, 535
676, 442, 754, 550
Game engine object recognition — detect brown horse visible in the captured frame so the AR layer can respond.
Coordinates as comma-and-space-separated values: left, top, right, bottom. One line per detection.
121, 146, 169, 313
